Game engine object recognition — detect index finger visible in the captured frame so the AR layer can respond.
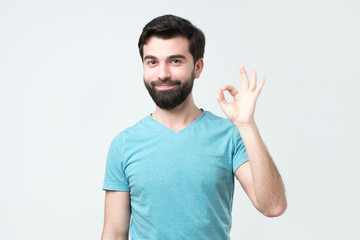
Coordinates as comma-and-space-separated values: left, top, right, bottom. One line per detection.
239, 65, 249, 90
220, 84, 239, 97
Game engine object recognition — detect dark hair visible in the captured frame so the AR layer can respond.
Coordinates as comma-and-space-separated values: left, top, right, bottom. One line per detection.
138, 14, 205, 64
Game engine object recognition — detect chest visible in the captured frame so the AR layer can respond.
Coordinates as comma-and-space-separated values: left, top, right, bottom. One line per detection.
122, 132, 234, 196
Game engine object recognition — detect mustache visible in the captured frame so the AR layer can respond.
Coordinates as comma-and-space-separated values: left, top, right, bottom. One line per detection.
151, 79, 181, 87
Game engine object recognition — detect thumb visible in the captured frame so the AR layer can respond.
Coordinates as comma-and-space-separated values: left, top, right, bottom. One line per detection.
217, 88, 228, 106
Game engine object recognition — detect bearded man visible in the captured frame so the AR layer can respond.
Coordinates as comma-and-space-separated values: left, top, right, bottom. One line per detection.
101, 14, 287, 240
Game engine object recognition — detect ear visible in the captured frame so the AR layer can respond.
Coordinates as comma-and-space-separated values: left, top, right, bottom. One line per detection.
194, 58, 204, 79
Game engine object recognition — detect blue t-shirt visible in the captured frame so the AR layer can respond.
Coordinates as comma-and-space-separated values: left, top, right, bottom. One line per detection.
103, 111, 248, 239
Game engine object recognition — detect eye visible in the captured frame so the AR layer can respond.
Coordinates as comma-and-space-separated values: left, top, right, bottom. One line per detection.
147, 60, 156, 65
172, 59, 181, 64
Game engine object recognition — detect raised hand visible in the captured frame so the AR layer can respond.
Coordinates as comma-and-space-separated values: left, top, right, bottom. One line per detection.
217, 65, 265, 127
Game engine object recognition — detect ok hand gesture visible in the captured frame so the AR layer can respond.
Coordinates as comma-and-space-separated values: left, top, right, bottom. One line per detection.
217, 65, 265, 127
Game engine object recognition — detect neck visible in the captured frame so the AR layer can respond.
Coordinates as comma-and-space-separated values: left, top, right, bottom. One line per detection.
151, 93, 203, 132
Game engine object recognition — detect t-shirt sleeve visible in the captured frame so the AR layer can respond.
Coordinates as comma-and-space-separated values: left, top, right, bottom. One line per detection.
102, 133, 130, 191
232, 126, 249, 173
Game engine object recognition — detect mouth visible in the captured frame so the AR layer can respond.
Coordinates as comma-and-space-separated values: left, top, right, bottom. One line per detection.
154, 84, 178, 90
152, 80, 181, 90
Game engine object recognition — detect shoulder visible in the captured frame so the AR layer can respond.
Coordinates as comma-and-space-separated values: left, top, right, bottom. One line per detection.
203, 110, 243, 137
202, 111, 234, 129
122, 116, 152, 135
110, 116, 152, 143
119, 114, 160, 137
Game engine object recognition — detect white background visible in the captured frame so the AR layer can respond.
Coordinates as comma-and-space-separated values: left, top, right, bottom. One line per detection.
1, 0, 359, 239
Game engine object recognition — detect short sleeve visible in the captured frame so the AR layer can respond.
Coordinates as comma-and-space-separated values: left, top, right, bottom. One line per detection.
102, 133, 130, 191
232, 126, 249, 173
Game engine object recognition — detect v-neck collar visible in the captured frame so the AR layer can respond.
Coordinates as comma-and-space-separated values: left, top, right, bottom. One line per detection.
146, 110, 206, 133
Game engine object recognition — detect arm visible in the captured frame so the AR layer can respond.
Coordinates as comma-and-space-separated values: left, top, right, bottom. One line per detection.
101, 191, 130, 240
217, 65, 287, 217
235, 124, 286, 217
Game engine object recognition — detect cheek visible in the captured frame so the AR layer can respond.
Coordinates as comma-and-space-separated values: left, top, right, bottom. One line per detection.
173, 66, 193, 79
143, 68, 155, 81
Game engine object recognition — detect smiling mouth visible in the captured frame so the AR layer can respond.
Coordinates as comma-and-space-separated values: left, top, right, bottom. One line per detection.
152, 80, 181, 90
154, 84, 178, 90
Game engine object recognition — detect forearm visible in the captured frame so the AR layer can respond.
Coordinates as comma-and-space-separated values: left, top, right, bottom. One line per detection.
101, 191, 130, 240
101, 229, 128, 240
101, 233, 127, 240
236, 122, 287, 216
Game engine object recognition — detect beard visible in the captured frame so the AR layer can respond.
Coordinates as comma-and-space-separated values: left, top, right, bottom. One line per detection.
144, 71, 195, 110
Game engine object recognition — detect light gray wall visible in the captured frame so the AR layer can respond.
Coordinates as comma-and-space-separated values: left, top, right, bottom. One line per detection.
1, 0, 359, 239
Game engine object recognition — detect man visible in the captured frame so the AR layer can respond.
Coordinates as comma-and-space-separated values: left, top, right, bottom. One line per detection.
101, 15, 286, 240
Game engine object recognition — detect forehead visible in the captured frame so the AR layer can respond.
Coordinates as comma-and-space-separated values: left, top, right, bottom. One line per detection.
143, 36, 191, 59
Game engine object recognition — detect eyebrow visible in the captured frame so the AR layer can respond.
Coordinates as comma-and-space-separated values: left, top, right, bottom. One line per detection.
143, 55, 157, 61
168, 55, 186, 60
143, 54, 187, 61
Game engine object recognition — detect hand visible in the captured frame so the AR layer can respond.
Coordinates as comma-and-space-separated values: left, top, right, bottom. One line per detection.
217, 65, 265, 127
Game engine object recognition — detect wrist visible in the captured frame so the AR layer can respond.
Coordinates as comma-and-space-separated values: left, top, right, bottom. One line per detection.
234, 121, 258, 135
232, 119, 256, 129
234, 121, 257, 133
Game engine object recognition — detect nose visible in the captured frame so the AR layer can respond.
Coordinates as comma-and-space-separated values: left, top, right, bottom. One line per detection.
158, 64, 171, 81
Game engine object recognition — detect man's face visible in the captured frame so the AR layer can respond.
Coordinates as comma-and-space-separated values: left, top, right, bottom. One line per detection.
142, 36, 202, 110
